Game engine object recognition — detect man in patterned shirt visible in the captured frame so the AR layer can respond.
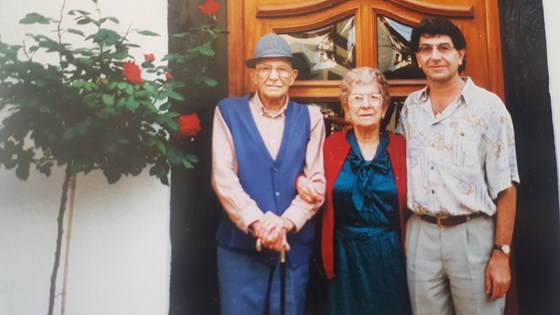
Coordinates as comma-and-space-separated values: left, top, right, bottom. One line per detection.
397, 17, 519, 315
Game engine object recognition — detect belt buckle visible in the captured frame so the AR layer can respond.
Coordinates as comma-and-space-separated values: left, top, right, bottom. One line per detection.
436, 216, 448, 228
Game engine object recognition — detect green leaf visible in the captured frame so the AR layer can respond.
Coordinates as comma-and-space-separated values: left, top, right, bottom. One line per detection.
125, 97, 139, 112
117, 82, 128, 90
71, 80, 86, 88
102, 94, 115, 107
199, 43, 215, 57
159, 175, 169, 186
107, 52, 128, 60
187, 154, 200, 164
66, 28, 85, 37
125, 84, 134, 95
75, 122, 90, 135
99, 16, 119, 24
15, 149, 34, 180
181, 159, 194, 169
38, 162, 53, 177
163, 118, 179, 131
88, 28, 122, 45
202, 76, 218, 87
16, 163, 31, 180
137, 30, 160, 37
164, 90, 185, 101
159, 102, 171, 111
19, 13, 51, 25
172, 32, 190, 39
76, 16, 95, 26
143, 83, 156, 93
63, 128, 77, 140
156, 141, 166, 154
68, 10, 91, 16
103, 168, 122, 184
134, 90, 151, 98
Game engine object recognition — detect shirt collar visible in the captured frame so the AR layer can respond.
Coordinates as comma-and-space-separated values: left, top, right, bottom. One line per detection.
459, 76, 476, 106
419, 76, 473, 106
251, 91, 288, 118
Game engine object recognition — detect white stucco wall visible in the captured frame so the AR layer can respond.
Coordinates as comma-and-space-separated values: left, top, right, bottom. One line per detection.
0, 1, 170, 314
542, 0, 560, 215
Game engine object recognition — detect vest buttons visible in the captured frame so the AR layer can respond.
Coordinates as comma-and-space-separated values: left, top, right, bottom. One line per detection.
275, 192, 280, 197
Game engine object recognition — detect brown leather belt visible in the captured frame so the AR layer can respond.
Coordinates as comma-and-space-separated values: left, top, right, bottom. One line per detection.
419, 213, 486, 228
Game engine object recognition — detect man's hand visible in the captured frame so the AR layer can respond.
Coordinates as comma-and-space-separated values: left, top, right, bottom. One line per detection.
296, 176, 324, 204
250, 211, 291, 252
485, 251, 511, 300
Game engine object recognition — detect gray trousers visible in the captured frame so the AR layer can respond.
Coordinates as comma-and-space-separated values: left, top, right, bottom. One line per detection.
406, 214, 506, 315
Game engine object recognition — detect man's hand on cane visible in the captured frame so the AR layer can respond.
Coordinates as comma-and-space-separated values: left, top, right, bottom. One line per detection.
251, 211, 293, 252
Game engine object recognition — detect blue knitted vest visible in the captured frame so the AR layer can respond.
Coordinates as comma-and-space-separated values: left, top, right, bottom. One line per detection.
215, 95, 316, 268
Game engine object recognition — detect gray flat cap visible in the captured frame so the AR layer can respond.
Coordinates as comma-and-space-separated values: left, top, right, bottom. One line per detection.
245, 33, 294, 68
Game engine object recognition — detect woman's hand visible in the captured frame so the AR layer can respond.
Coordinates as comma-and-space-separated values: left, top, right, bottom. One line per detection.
296, 175, 324, 204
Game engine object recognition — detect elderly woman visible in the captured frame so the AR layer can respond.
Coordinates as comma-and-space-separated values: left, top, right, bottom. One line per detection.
299, 67, 411, 314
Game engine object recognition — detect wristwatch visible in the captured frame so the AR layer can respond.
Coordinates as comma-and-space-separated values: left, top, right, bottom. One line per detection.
493, 244, 511, 255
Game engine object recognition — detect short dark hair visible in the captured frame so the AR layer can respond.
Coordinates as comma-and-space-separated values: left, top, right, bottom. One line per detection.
410, 17, 467, 72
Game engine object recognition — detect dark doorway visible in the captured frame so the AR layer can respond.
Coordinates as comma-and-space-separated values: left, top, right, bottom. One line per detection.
499, 0, 560, 314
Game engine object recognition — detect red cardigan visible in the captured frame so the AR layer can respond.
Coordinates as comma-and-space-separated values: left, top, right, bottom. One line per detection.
321, 131, 408, 280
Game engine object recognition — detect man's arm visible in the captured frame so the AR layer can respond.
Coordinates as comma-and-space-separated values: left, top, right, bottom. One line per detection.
211, 107, 263, 233
485, 184, 517, 300
281, 106, 326, 232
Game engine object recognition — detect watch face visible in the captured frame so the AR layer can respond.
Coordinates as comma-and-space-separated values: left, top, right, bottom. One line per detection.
494, 244, 511, 254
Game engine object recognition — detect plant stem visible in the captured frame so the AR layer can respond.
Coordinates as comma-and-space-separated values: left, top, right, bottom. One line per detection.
47, 162, 73, 315
61, 174, 77, 315
56, 0, 67, 67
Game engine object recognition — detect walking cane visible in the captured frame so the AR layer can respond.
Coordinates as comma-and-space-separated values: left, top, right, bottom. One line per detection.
256, 239, 287, 315
279, 248, 286, 315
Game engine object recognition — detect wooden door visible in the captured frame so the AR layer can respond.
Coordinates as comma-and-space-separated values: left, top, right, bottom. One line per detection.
227, 0, 504, 99
226, 0, 516, 313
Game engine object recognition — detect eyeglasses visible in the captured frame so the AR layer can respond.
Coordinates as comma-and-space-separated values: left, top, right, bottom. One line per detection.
255, 65, 293, 78
417, 43, 455, 55
348, 93, 383, 107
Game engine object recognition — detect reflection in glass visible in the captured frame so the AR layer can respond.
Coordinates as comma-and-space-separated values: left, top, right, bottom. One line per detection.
377, 16, 425, 79
280, 16, 356, 80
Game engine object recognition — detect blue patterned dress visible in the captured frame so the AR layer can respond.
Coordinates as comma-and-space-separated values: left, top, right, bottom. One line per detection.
328, 131, 411, 315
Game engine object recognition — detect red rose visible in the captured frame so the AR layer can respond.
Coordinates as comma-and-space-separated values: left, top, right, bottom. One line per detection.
165, 72, 173, 80
122, 61, 144, 84
177, 114, 202, 137
144, 53, 155, 62
199, 0, 220, 15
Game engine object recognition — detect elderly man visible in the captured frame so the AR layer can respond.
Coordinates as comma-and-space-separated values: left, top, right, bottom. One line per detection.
211, 33, 326, 315
397, 17, 519, 314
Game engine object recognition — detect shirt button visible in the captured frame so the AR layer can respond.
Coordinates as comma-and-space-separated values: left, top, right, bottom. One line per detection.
431, 190, 435, 194
275, 192, 280, 196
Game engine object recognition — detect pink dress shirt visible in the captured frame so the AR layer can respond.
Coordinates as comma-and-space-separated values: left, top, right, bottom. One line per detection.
211, 92, 326, 233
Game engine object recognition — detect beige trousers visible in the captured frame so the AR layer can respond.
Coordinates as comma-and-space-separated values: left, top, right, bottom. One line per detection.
405, 214, 506, 315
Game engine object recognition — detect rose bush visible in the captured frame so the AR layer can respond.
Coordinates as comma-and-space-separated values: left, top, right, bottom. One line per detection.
0, 0, 223, 313
0, 7, 200, 185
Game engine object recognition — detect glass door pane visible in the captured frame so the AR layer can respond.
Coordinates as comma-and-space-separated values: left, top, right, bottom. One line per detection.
280, 15, 356, 80
377, 16, 425, 79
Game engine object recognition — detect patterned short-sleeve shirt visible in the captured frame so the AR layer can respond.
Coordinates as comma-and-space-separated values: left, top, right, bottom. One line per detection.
396, 77, 520, 216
